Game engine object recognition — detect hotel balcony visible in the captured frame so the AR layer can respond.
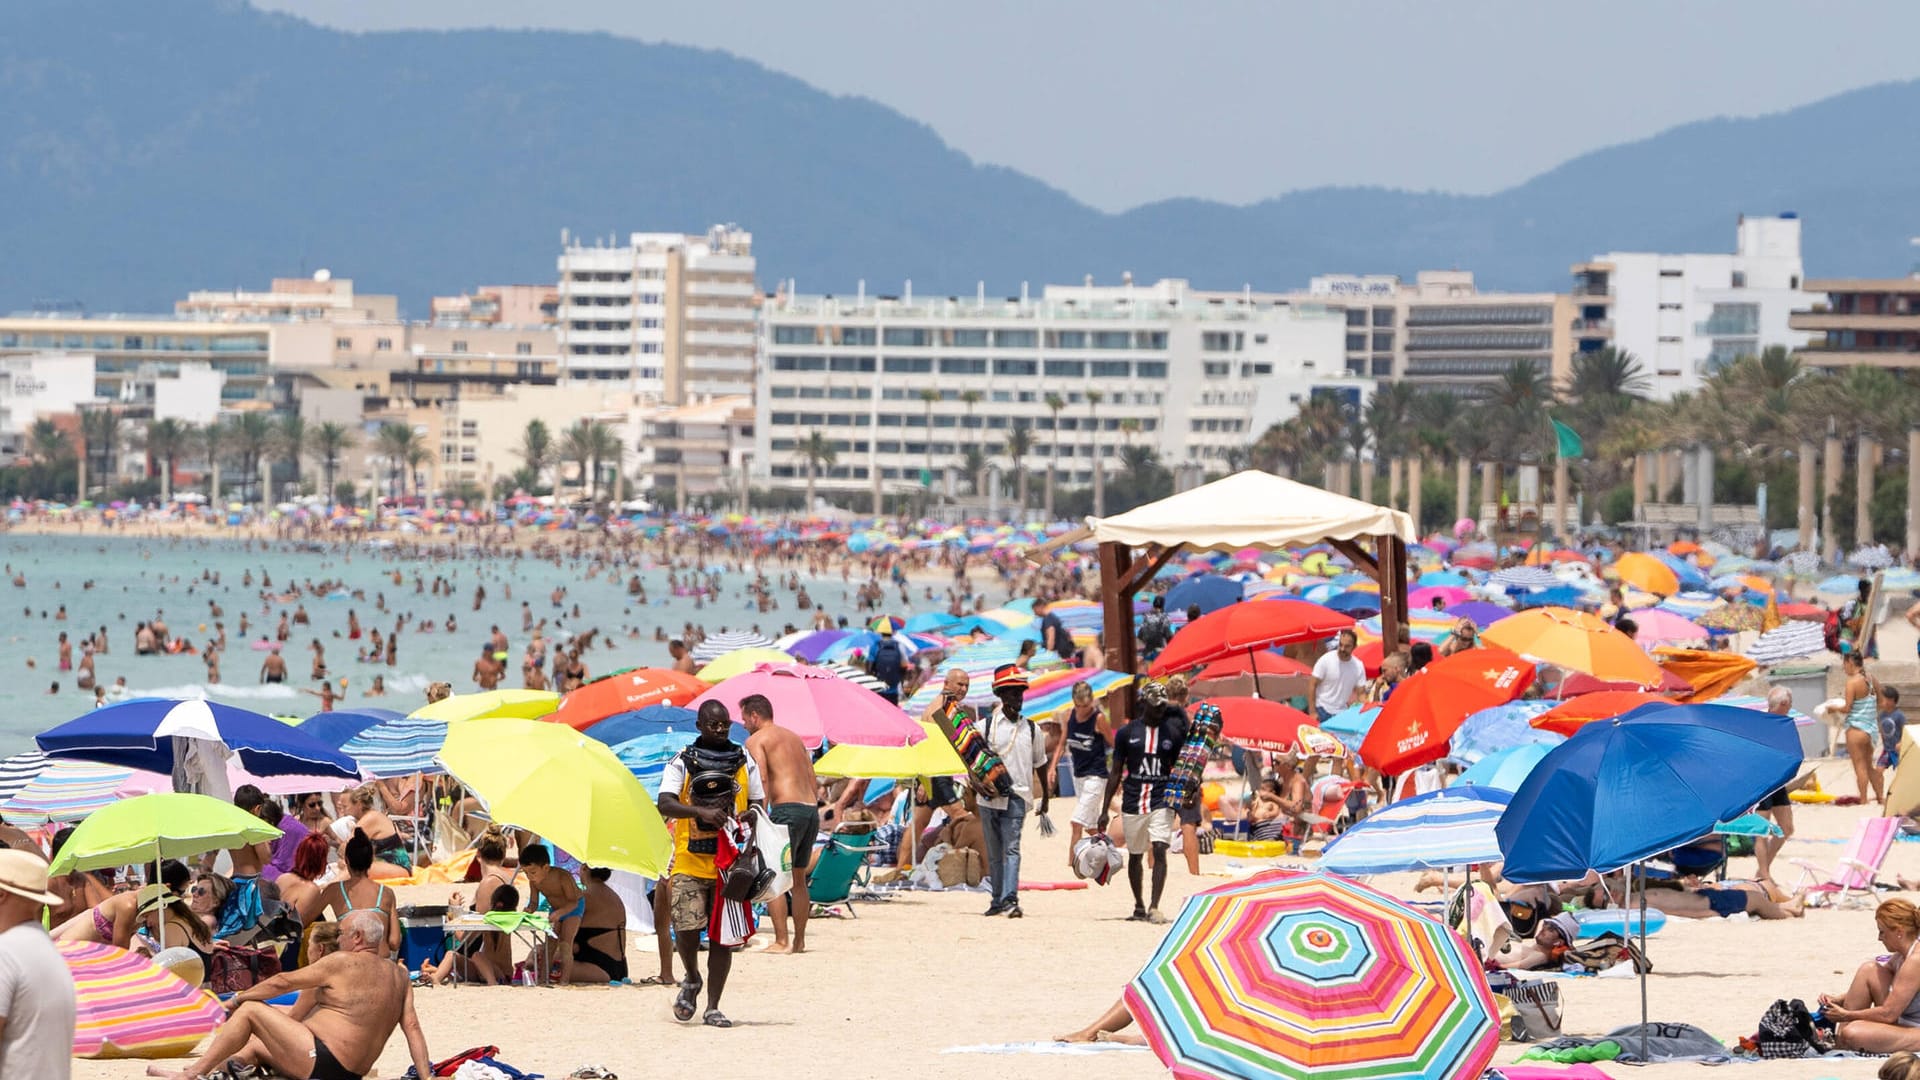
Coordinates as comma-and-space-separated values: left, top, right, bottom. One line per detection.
1570, 318, 1613, 337
1789, 312, 1920, 332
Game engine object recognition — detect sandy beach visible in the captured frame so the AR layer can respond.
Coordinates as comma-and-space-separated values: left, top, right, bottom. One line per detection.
59, 753, 1902, 1080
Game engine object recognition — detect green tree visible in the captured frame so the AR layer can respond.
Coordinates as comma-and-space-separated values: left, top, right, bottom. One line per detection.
1043, 392, 1066, 518
200, 418, 230, 500
1086, 389, 1106, 516
517, 419, 555, 495
373, 421, 418, 499
917, 389, 940, 500
143, 418, 193, 503
230, 412, 276, 504
1002, 425, 1034, 517
960, 389, 984, 496
79, 407, 125, 497
275, 412, 307, 497
797, 429, 837, 512
308, 422, 356, 508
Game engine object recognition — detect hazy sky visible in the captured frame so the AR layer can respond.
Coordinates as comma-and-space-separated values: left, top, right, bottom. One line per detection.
260, 0, 1920, 212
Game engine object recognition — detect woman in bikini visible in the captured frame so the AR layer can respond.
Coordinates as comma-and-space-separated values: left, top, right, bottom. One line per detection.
54, 884, 171, 949
319, 830, 400, 956
570, 867, 632, 985
341, 786, 411, 878
275, 832, 333, 927
1824, 898, 1920, 1052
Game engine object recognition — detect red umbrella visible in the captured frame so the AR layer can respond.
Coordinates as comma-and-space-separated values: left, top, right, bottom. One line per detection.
544, 668, 711, 731
1359, 645, 1536, 774
1206, 697, 1320, 752
1351, 640, 1385, 679
1149, 600, 1354, 676
1530, 690, 1673, 736
1778, 603, 1826, 621
1194, 652, 1312, 681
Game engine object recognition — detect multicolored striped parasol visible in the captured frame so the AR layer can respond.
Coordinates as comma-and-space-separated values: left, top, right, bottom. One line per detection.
1125, 869, 1499, 1080
1021, 668, 1134, 723
0, 760, 139, 824
61, 940, 225, 1059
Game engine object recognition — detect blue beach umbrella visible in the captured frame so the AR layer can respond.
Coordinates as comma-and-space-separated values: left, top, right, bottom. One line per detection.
1455, 743, 1553, 792
580, 705, 713, 747
1444, 601, 1514, 629
1652, 552, 1711, 592
1495, 703, 1802, 883
1448, 701, 1560, 762
39, 698, 360, 779
1319, 704, 1378, 751
338, 718, 448, 778
1164, 574, 1245, 618
1319, 786, 1512, 875
1323, 591, 1383, 616
1418, 570, 1471, 587
611, 731, 700, 795
1512, 584, 1589, 610
298, 709, 410, 749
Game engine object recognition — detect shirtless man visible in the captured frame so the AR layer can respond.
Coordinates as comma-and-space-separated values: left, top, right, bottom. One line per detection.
472, 645, 504, 691
149, 909, 431, 1080
260, 649, 288, 684
741, 692, 820, 954
669, 638, 698, 675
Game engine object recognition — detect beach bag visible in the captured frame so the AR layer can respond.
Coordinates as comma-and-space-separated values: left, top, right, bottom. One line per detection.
1564, 931, 1651, 975
208, 943, 282, 995
937, 846, 986, 888
1195, 828, 1216, 855
1753, 997, 1826, 1058
718, 819, 771, 902
1491, 975, 1562, 1042
410, 1045, 499, 1077
748, 807, 793, 903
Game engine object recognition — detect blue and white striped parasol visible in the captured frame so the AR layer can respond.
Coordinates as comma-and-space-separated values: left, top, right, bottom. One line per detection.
1318, 786, 1512, 874
338, 718, 448, 778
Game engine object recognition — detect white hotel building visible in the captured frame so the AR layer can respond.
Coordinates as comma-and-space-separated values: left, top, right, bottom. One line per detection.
752, 277, 1364, 503
555, 225, 757, 404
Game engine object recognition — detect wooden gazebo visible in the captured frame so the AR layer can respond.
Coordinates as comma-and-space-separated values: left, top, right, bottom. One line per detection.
1048, 471, 1416, 707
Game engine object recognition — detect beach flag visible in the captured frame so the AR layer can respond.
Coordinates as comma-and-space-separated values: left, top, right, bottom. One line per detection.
1551, 417, 1583, 460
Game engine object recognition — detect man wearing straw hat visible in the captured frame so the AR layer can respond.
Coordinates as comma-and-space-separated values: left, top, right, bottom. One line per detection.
0, 849, 75, 1078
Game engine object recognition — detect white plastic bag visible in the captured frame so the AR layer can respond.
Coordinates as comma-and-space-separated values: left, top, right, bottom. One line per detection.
748, 807, 792, 902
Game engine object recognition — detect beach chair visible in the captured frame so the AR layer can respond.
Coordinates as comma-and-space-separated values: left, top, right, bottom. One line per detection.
1792, 815, 1897, 906
808, 832, 883, 919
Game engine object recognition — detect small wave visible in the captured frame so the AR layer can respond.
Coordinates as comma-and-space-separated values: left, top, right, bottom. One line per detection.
131, 683, 303, 702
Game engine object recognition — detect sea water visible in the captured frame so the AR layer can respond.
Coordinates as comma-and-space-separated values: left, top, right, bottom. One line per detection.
0, 534, 882, 754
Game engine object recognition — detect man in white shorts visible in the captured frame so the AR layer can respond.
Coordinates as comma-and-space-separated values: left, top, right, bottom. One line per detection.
1100, 681, 1187, 924
1063, 680, 1114, 867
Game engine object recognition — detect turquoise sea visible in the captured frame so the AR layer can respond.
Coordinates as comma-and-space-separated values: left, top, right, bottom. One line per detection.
0, 533, 884, 755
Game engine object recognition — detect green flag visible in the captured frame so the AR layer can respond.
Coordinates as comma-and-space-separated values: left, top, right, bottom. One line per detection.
1551, 417, 1583, 461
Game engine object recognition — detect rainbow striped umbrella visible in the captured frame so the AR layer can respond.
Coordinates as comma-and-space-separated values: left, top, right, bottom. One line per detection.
60, 940, 224, 1059
1125, 868, 1499, 1080
1022, 668, 1135, 723
0, 760, 139, 824
868, 614, 906, 635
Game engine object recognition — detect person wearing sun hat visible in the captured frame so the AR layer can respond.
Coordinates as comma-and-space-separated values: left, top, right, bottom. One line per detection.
977, 663, 1037, 918
0, 849, 76, 1078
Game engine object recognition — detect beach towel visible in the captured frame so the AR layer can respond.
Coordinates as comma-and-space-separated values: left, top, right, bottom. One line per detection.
216, 875, 266, 939
1163, 702, 1221, 808
710, 820, 757, 948
931, 701, 1011, 799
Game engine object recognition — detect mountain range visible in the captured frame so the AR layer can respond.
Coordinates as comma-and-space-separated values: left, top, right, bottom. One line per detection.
4, 0, 1920, 315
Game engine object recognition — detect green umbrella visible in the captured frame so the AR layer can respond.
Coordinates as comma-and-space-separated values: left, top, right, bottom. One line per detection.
50, 793, 280, 875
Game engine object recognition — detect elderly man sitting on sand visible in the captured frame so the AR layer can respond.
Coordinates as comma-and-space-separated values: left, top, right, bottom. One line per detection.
148, 909, 431, 1080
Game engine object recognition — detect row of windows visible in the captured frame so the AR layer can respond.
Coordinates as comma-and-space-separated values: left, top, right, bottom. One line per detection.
566, 270, 664, 282
0, 332, 268, 352
1344, 309, 1398, 328
1188, 418, 1248, 433
766, 412, 1160, 433
565, 367, 663, 381
1345, 333, 1395, 352
1404, 306, 1552, 327
569, 343, 661, 356
568, 320, 660, 331
769, 438, 1140, 458
768, 355, 1169, 379
771, 325, 1170, 350
769, 464, 1106, 482
1404, 331, 1551, 351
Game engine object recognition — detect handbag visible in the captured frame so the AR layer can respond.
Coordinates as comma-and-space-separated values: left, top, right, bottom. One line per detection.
1487, 972, 1561, 1042
208, 943, 283, 995
748, 807, 793, 903
719, 819, 772, 902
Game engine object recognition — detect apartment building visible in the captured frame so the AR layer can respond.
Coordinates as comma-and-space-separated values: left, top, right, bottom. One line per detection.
633, 395, 755, 511
1790, 274, 1920, 370
430, 285, 559, 327
1572, 214, 1811, 396
753, 277, 1360, 503
0, 315, 277, 407
556, 225, 757, 404
176, 272, 398, 323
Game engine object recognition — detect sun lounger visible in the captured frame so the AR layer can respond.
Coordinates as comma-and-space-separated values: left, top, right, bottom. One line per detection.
809, 831, 884, 918
1792, 815, 1896, 905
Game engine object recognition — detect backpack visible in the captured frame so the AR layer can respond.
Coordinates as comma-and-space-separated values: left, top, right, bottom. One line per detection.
208, 943, 282, 995
1140, 612, 1172, 652
869, 637, 905, 685
1753, 998, 1828, 1059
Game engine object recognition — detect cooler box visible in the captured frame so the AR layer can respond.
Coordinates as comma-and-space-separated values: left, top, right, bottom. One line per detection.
1770, 662, 1832, 758
398, 905, 448, 972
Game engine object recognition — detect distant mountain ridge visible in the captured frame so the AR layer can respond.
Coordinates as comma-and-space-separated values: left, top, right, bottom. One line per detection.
3, 0, 1919, 314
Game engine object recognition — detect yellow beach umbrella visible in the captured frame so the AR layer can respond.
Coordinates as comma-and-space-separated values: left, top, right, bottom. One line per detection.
1612, 552, 1679, 596
977, 607, 1034, 629
697, 648, 799, 683
411, 689, 560, 723
437, 718, 671, 876
814, 721, 964, 779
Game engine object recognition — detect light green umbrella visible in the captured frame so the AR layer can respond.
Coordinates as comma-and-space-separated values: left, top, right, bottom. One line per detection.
50, 793, 280, 875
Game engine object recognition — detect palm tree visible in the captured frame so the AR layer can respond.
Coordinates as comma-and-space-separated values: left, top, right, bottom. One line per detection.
199, 418, 230, 501
275, 413, 308, 498
916, 389, 940, 499
1003, 425, 1034, 517
1119, 444, 1160, 489
309, 422, 356, 507
959, 445, 991, 495
144, 418, 192, 503
406, 443, 433, 501
959, 390, 984, 496
1086, 390, 1106, 516
1366, 381, 1420, 506
517, 419, 554, 495
797, 430, 837, 512
585, 421, 624, 504
230, 412, 276, 505
79, 408, 124, 496
28, 418, 70, 465
373, 422, 418, 500
1043, 392, 1066, 519
559, 421, 595, 501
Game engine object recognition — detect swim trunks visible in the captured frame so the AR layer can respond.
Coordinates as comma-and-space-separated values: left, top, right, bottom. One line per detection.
309, 1035, 363, 1080
770, 802, 820, 872
1701, 888, 1748, 918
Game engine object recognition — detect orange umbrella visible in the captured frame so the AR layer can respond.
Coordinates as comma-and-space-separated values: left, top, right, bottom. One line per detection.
1667, 540, 1702, 556
1613, 552, 1679, 596
1481, 606, 1665, 687
543, 668, 710, 731
1529, 691, 1672, 736
1359, 645, 1535, 774
1653, 647, 1761, 703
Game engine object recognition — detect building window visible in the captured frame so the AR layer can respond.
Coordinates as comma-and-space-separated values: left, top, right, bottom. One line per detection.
828, 356, 875, 373
773, 326, 816, 345
994, 329, 1038, 348
1203, 361, 1230, 378
1372, 308, 1395, 327
375, 338, 392, 351
1136, 361, 1168, 379
1137, 331, 1168, 349
1730, 271, 1746, 288
451, 341, 468, 353
882, 357, 934, 374
939, 357, 988, 375
1091, 331, 1131, 350
1050, 331, 1086, 349
882, 327, 929, 347
1371, 357, 1394, 376
1346, 334, 1366, 352
994, 358, 1038, 377
1202, 331, 1240, 352
1372, 332, 1394, 351
1346, 309, 1367, 327
1090, 361, 1129, 378
772, 355, 827, 371
771, 387, 797, 398
335, 337, 352, 350
838, 327, 877, 346
1658, 269, 1683, 278
1043, 360, 1086, 378
951, 329, 990, 347
515, 342, 532, 355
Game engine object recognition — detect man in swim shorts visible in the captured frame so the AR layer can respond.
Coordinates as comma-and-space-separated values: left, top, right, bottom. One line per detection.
741, 692, 820, 954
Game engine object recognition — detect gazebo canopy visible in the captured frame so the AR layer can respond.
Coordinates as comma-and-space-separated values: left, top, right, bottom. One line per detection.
1062, 470, 1414, 551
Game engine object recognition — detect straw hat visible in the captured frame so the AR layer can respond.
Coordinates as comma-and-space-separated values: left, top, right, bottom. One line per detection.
136, 883, 177, 914
0, 850, 61, 906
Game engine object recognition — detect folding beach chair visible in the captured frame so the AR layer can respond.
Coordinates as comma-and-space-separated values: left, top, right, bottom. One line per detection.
809, 831, 884, 919
1792, 815, 1897, 906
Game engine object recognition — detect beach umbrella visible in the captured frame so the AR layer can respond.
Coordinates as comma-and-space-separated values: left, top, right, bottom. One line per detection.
545, 668, 708, 729
1481, 607, 1664, 686
1652, 552, 1712, 591
0, 760, 141, 824
1324, 591, 1383, 616
1320, 704, 1379, 751
1125, 868, 1499, 1080
1490, 567, 1558, 590
1496, 703, 1802, 883
1359, 647, 1535, 774
778, 627, 853, 659
814, 720, 967, 779
816, 660, 891, 695
338, 718, 448, 778
691, 664, 922, 748
1022, 668, 1134, 724
1442, 601, 1513, 629
1530, 691, 1672, 736
1150, 600, 1355, 676
437, 718, 672, 877
1695, 603, 1765, 633
1745, 620, 1828, 665
1166, 574, 1245, 617
37, 698, 358, 780
689, 630, 775, 663
1195, 652, 1311, 681
296, 709, 410, 749
1446, 701, 1560, 761
1409, 585, 1471, 610
695, 648, 801, 682
0, 751, 50, 802
50, 793, 280, 876
1620, 608, 1709, 646
1319, 787, 1512, 875
61, 940, 225, 1059
1417, 570, 1470, 587
1205, 698, 1321, 753
608, 732, 700, 796
1613, 552, 1680, 596
411, 689, 559, 723
1455, 744, 1553, 791
869, 614, 906, 635
581, 704, 705, 747
1654, 591, 1726, 621
1815, 574, 1862, 596
816, 630, 942, 665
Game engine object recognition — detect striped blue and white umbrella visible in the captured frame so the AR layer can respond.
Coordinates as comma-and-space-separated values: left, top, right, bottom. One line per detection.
1491, 567, 1558, 589
610, 732, 699, 796
37, 698, 359, 779
1656, 591, 1726, 620
1318, 786, 1512, 874
338, 718, 448, 778
691, 630, 774, 663
1746, 620, 1828, 664
0, 751, 51, 803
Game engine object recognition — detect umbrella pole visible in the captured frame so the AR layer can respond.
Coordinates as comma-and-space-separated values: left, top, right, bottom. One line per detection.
156, 839, 165, 951
1246, 647, 1262, 701
1636, 862, 1649, 1061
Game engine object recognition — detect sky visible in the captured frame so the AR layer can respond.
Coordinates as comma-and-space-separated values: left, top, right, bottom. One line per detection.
258, 0, 1920, 213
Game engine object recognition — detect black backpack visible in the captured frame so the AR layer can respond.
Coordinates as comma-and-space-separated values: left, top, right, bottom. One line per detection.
1140, 612, 1172, 651
870, 637, 905, 685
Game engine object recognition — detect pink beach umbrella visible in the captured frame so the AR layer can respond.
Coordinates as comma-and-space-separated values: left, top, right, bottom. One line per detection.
1622, 608, 1710, 647
1407, 585, 1472, 610
689, 664, 925, 749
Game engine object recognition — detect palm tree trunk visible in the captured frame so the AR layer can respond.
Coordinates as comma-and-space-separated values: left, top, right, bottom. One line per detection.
1016, 458, 1029, 518
161, 454, 174, 504
806, 461, 817, 512
1407, 455, 1424, 536
1091, 426, 1104, 518
1045, 435, 1059, 519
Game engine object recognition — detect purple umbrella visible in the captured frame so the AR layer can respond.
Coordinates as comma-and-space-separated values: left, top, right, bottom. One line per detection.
782, 629, 853, 662
1444, 601, 1516, 630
